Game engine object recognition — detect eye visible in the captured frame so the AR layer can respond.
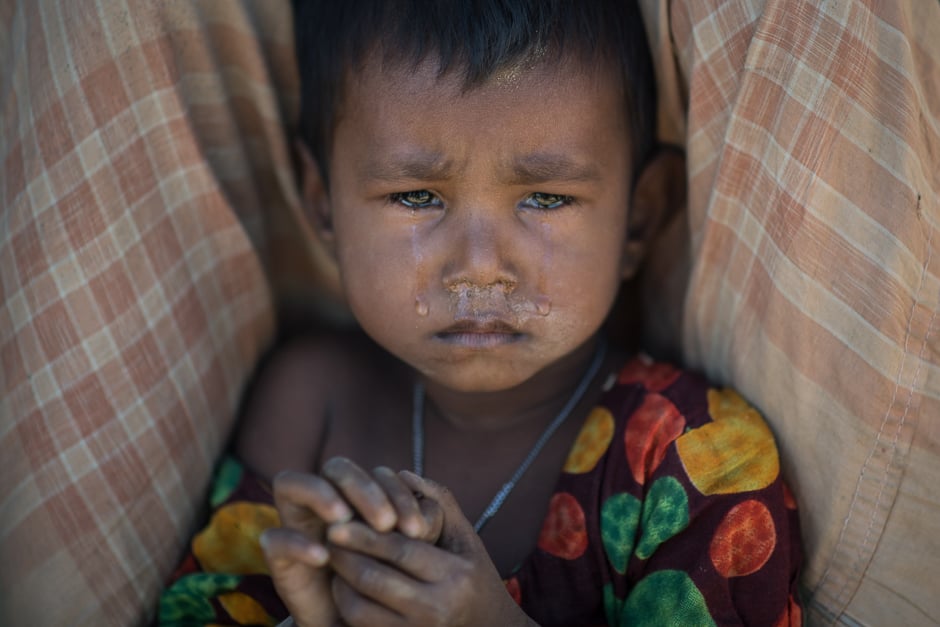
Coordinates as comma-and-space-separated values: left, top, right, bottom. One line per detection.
522, 192, 574, 210
390, 190, 442, 209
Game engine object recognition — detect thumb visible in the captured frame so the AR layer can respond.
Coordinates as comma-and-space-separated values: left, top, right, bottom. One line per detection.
400, 471, 480, 554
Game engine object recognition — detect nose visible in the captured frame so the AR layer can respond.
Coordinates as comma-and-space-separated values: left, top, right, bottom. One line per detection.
440, 209, 518, 290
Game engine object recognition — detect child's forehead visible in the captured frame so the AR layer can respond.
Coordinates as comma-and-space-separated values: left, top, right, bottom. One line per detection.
339, 49, 627, 122
327, 52, 635, 188
347, 54, 623, 124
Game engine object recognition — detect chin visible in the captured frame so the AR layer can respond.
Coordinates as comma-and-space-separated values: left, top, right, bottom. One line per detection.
422, 363, 538, 394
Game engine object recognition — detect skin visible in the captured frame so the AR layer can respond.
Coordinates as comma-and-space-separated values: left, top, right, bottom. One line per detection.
322, 55, 633, 398
246, 52, 674, 626
261, 463, 444, 627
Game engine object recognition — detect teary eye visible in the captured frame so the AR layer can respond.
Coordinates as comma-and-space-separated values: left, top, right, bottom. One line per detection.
391, 190, 441, 209
522, 192, 574, 210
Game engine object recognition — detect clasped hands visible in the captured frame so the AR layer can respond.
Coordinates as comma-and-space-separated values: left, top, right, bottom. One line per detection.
260, 457, 535, 627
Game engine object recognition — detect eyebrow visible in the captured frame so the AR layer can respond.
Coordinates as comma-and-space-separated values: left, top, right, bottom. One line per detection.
358, 150, 603, 185
360, 151, 454, 182
504, 153, 602, 185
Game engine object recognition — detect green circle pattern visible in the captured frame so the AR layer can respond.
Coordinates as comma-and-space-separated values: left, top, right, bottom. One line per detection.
601, 492, 642, 573
159, 572, 242, 624
622, 570, 716, 626
636, 476, 690, 559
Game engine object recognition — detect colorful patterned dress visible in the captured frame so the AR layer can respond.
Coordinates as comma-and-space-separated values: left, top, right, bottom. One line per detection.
158, 357, 802, 626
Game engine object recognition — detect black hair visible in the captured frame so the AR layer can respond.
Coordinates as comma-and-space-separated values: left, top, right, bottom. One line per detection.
293, 0, 656, 186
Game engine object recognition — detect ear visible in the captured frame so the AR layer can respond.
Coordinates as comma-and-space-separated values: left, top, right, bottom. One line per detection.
296, 139, 337, 258
621, 147, 686, 280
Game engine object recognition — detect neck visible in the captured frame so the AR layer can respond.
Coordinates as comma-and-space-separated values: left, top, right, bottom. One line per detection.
419, 336, 605, 433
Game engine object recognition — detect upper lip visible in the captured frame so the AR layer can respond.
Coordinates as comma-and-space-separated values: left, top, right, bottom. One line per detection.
436, 318, 521, 335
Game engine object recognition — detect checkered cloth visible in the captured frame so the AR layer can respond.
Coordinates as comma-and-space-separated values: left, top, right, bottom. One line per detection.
0, 1, 302, 624
639, 2, 940, 625
1, 1, 938, 625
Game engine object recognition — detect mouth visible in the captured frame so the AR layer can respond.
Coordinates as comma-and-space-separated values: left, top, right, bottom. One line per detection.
434, 319, 525, 348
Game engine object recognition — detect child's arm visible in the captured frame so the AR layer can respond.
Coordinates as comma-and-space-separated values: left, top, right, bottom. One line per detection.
323, 472, 538, 627
234, 340, 354, 626
234, 338, 340, 481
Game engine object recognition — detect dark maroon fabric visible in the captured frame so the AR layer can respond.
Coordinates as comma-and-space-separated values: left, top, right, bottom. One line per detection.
160, 357, 802, 626
512, 358, 803, 626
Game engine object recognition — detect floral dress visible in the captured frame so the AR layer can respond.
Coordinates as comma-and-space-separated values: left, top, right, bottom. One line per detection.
158, 356, 802, 626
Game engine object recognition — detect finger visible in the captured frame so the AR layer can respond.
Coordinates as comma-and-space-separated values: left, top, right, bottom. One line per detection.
330, 545, 429, 618
261, 528, 335, 623
415, 487, 444, 543
322, 457, 396, 532
272, 470, 353, 532
260, 527, 329, 568
391, 469, 444, 543
399, 471, 480, 554
332, 576, 407, 627
372, 466, 426, 539
327, 521, 455, 582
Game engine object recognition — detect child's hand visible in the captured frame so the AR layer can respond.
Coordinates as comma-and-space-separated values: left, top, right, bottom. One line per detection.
322, 457, 444, 542
325, 471, 538, 627
261, 470, 348, 627
260, 459, 443, 627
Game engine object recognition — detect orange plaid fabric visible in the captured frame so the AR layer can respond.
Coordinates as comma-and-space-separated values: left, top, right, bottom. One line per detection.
2, 0, 938, 625
0, 1, 302, 624
641, 1, 940, 625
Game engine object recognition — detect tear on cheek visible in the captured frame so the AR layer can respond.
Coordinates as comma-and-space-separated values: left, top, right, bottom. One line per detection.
534, 294, 552, 316
415, 295, 429, 317
412, 224, 430, 317
507, 294, 552, 318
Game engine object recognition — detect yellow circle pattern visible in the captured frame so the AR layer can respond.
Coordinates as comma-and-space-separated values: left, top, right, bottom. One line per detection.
563, 407, 615, 474
676, 388, 779, 495
193, 501, 280, 575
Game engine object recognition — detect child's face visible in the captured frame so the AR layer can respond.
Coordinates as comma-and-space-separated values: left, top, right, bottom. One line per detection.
304, 56, 652, 393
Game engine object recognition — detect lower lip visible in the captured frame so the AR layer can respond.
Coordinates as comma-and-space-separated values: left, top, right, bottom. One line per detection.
434, 332, 524, 348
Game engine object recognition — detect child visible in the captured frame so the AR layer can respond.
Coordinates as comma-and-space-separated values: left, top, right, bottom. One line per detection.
158, 1, 802, 625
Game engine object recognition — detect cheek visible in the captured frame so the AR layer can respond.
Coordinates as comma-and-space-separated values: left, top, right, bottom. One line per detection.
344, 248, 411, 286
546, 222, 625, 303
542, 231, 624, 349
335, 226, 415, 305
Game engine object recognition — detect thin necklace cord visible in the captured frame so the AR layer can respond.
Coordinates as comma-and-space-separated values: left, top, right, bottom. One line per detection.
412, 341, 608, 533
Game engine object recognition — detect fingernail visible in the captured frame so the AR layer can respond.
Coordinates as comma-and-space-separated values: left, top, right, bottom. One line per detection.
403, 518, 424, 539
308, 544, 329, 565
332, 503, 353, 522
376, 509, 396, 531
327, 523, 349, 544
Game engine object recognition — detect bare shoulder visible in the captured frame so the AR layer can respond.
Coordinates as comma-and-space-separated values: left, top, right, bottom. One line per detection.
234, 330, 399, 480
